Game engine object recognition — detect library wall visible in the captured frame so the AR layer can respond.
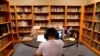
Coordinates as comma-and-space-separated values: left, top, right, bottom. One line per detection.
87, 0, 100, 4
10, 0, 87, 5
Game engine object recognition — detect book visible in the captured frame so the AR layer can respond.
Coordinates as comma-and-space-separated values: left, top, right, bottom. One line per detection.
22, 37, 33, 41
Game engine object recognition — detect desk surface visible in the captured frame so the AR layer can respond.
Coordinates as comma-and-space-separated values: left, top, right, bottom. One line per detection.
22, 37, 77, 48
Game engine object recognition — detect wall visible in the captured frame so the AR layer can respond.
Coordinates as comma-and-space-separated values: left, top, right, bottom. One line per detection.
10, 0, 88, 5
87, 0, 100, 4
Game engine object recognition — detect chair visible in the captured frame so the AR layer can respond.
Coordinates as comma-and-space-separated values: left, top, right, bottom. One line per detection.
69, 30, 79, 47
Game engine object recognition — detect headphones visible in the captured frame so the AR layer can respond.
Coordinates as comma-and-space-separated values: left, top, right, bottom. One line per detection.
44, 28, 59, 40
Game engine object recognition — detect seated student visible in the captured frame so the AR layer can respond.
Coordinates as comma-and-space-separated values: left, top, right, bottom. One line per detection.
36, 27, 64, 56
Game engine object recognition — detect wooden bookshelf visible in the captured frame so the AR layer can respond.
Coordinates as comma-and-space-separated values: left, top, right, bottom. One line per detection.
81, 3, 100, 55
0, 0, 14, 56
66, 6, 81, 31
10, 5, 34, 42
50, 5, 65, 28
10, 5, 82, 41
33, 5, 49, 28
9, 2, 100, 56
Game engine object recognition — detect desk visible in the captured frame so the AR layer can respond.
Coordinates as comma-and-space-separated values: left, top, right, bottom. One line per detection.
22, 37, 77, 48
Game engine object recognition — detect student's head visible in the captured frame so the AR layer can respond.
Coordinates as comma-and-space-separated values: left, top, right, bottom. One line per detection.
44, 27, 59, 40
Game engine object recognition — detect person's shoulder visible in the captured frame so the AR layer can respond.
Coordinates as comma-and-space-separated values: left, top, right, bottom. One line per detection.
39, 41, 48, 45
57, 39, 64, 45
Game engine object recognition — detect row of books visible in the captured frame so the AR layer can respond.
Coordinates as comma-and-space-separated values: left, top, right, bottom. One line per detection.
11, 14, 15, 19
67, 22, 79, 26
92, 32, 100, 42
16, 7, 32, 12
96, 3, 100, 12
0, 51, 4, 56
51, 22, 63, 26
17, 14, 32, 19
67, 14, 80, 19
67, 8, 80, 12
12, 28, 17, 33
51, 7, 64, 12
19, 28, 31, 32
91, 42, 100, 51
12, 21, 16, 27
34, 15, 48, 20
95, 13, 100, 21
83, 29, 91, 37
0, 16, 5, 23
93, 23, 100, 32
83, 36, 90, 45
34, 22, 47, 26
18, 21, 31, 26
34, 7, 48, 13
51, 15, 64, 19
85, 7, 94, 12
10, 7, 15, 12
0, 36, 8, 46
0, 4, 8, 11
83, 22, 92, 29
84, 15, 93, 21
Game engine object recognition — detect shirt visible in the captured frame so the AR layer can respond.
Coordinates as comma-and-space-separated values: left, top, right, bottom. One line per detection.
36, 39, 64, 56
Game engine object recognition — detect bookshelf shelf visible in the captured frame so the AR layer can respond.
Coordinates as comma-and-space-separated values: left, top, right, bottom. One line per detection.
93, 30, 100, 34
0, 22, 10, 25
67, 12, 81, 14
7, 49, 14, 56
34, 13, 48, 14
19, 31, 31, 33
82, 34, 91, 40
51, 12, 65, 13
92, 40, 100, 45
83, 27, 92, 31
83, 20, 92, 22
67, 19, 80, 20
0, 41, 12, 51
0, 32, 11, 38
0, 11, 9, 13
84, 12, 94, 14
91, 47, 100, 55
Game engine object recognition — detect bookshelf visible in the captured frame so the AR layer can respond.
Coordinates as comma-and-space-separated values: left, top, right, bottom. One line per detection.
33, 5, 49, 25
0, 0, 14, 56
16, 5, 32, 41
10, 5, 82, 41
10, 5, 33, 41
92, 2, 100, 55
81, 3, 100, 55
50, 5, 65, 28
66, 6, 81, 30
33, 5, 49, 30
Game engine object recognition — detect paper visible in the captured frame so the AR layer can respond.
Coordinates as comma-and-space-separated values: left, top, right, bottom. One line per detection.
37, 35, 46, 42
64, 37, 75, 41
22, 37, 33, 41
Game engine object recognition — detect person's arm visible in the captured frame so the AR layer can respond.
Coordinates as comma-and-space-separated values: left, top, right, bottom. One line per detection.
35, 53, 42, 56
35, 43, 43, 56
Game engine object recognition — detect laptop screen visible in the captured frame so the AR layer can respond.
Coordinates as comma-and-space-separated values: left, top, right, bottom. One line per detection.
57, 30, 63, 39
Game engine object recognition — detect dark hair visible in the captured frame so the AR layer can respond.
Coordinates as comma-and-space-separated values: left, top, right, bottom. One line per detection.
44, 27, 59, 40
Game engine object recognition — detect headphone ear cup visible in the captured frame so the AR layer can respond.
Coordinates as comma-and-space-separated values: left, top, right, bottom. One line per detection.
44, 32, 48, 40
56, 32, 59, 39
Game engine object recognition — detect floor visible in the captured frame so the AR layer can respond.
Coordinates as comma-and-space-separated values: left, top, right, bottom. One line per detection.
12, 43, 98, 56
